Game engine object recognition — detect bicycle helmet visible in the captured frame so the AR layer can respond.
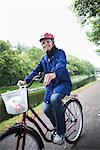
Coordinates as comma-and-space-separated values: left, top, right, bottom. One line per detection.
39, 32, 54, 42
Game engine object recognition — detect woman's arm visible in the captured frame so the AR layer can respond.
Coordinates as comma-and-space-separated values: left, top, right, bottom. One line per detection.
24, 59, 43, 84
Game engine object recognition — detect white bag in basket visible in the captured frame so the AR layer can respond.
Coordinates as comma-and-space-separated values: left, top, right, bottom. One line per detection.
1, 87, 28, 115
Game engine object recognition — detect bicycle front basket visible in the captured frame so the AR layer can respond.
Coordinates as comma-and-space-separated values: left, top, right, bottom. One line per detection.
1, 87, 28, 115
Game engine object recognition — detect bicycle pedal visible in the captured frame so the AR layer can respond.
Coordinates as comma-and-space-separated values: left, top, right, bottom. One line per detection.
51, 130, 56, 140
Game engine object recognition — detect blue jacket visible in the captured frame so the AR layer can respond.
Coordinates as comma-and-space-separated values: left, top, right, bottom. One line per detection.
25, 47, 72, 103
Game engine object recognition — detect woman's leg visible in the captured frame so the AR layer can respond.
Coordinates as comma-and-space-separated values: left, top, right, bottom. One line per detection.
50, 93, 66, 135
44, 102, 56, 127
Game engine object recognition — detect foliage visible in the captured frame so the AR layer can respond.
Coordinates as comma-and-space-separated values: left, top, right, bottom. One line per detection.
67, 55, 95, 76
0, 40, 11, 52
74, 0, 100, 46
0, 40, 44, 86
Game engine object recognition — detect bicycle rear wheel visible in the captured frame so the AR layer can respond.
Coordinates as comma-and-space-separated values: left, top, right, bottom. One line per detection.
0, 127, 42, 150
64, 99, 83, 144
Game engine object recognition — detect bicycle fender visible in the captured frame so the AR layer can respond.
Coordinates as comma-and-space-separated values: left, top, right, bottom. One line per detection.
65, 98, 83, 110
0, 123, 21, 141
6, 123, 44, 149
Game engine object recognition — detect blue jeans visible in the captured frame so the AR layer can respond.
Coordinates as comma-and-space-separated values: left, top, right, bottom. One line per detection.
44, 93, 66, 135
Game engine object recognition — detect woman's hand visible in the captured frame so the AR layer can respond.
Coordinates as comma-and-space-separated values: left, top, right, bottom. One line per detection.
17, 80, 27, 86
44, 73, 56, 86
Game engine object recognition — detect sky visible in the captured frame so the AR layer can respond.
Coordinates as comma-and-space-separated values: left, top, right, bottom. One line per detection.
0, 0, 100, 67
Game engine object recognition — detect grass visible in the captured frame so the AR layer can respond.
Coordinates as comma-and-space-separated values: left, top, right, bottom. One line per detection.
0, 79, 99, 133
0, 82, 44, 94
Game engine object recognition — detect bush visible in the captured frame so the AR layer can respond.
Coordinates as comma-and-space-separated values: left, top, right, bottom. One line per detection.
72, 75, 96, 90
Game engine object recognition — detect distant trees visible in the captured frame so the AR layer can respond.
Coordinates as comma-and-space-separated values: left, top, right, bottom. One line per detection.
0, 40, 95, 86
67, 55, 95, 76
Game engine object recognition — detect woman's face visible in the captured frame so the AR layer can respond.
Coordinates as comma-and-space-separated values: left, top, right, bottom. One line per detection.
41, 39, 54, 52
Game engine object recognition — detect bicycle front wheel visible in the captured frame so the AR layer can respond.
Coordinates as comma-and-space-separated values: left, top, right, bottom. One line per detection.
64, 99, 83, 144
0, 127, 41, 150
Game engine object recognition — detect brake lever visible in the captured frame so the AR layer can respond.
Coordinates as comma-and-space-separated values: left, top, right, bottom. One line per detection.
26, 72, 44, 88
38, 76, 44, 83
34, 72, 44, 83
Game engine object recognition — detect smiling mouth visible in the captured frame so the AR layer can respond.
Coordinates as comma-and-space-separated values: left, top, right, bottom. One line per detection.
43, 45, 51, 49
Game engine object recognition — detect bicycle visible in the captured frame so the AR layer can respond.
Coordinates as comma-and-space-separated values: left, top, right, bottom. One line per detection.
0, 73, 83, 150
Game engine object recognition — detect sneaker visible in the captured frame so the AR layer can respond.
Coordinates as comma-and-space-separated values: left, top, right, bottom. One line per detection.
53, 134, 65, 144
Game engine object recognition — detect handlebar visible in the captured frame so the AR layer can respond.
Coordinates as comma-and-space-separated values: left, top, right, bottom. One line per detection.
17, 72, 44, 88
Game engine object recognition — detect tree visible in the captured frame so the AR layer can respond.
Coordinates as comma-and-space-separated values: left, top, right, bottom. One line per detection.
15, 42, 29, 53
67, 55, 85, 75
17, 52, 33, 77
81, 60, 95, 76
86, 18, 100, 45
74, 0, 100, 46
67, 55, 95, 76
0, 49, 22, 85
27, 46, 44, 66
0, 40, 11, 52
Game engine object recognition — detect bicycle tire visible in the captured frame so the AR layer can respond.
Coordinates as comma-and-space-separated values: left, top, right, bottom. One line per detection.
64, 98, 83, 144
0, 126, 43, 150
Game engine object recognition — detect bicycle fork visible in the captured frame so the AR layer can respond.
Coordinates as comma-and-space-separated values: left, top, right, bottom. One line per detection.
16, 113, 27, 150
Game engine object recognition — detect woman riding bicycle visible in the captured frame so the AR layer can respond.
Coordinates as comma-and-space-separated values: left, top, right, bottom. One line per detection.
20, 32, 72, 144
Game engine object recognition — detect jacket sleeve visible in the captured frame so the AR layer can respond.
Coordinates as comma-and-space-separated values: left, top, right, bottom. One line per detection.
24, 59, 43, 84
50, 50, 68, 81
